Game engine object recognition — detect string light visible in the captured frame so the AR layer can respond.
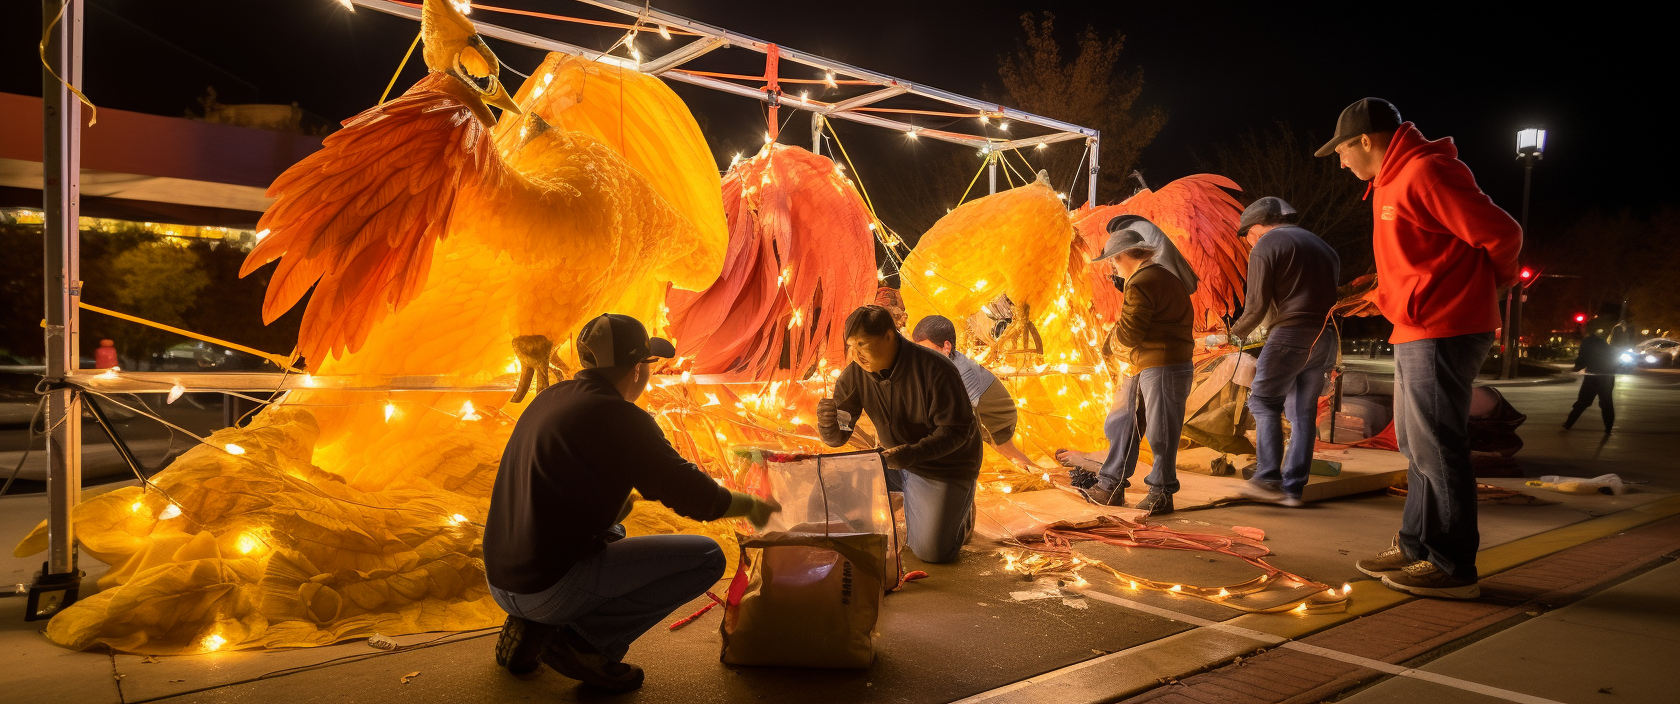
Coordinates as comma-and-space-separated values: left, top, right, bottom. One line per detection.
906, 129, 919, 140
254, 228, 271, 241
224, 444, 246, 456
449, 513, 470, 525
657, 24, 671, 40
1035, 142, 1048, 150
999, 121, 1010, 131
159, 503, 182, 520
129, 501, 146, 514
100, 367, 120, 379
824, 72, 837, 88
200, 633, 227, 652
335, 0, 354, 12
460, 401, 482, 421
450, 0, 471, 15
383, 401, 397, 423
764, 132, 773, 144
236, 532, 264, 555
167, 384, 185, 404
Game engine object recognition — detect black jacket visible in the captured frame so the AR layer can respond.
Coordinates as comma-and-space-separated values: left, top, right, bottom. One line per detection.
1573, 335, 1618, 376
820, 335, 983, 481
485, 369, 732, 594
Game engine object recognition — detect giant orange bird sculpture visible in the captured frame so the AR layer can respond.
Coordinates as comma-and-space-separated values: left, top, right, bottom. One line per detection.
241, 0, 723, 402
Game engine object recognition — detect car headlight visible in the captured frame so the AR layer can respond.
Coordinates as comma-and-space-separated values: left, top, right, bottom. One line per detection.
1646, 355, 1660, 364
1620, 353, 1634, 364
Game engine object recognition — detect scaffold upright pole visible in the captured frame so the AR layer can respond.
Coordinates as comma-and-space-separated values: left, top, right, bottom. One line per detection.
32, 0, 86, 620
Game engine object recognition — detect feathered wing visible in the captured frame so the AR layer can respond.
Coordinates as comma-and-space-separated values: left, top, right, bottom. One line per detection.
666, 145, 876, 379
1073, 174, 1248, 329
241, 74, 498, 368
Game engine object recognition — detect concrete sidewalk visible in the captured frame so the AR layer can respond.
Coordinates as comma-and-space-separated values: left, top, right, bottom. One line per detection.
1342, 559, 1680, 703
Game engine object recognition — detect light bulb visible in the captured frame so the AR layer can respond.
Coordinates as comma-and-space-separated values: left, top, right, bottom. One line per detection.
224, 443, 246, 455
658, 24, 671, 40
101, 367, 120, 379
159, 503, 182, 520
384, 402, 396, 423
764, 132, 773, 144
999, 121, 1010, 131
979, 115, 989, 124
167, 384, 185, 404
460, 401, 481, 421
201, 633, 226, 652
450, 513, 469, 525
505, 359, 519, 374
129, 501, 146, 514
255, 228, 271, 240
1036, 142, 1048, 150
236, 533, 262, 555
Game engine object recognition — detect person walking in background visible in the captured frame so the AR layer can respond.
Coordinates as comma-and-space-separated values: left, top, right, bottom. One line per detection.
1564, 307, 1622, 434
1322, 98, 1523, 600
1218, 197, 1341, 508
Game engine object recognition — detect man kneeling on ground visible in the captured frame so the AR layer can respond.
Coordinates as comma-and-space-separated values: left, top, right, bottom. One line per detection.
485, 314, 780, 691
818, 305, 983, 564
910, 314, 1046, 471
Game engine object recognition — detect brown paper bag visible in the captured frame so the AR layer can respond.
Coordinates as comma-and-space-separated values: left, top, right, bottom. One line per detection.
719, 531, 887, 668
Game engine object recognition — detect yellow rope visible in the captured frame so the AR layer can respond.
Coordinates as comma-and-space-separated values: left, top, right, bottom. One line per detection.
954, 153, 990, 207
77, 302, 304, 373
39, 1, 96, 126
381, 30, 423, 104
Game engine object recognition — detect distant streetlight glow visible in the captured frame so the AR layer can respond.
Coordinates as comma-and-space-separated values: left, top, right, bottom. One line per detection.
1516, 128, 1547, 159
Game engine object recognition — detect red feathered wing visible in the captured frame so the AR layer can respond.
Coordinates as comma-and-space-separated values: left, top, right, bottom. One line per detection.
666, 145, 875, 380
1073, 174, 1248, 329
240, 73, 497, 368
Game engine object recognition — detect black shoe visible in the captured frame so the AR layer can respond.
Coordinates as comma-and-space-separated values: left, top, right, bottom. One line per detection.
541, 629, 645, 692
495, 616, 556, 675
1135, 490, 1174, 516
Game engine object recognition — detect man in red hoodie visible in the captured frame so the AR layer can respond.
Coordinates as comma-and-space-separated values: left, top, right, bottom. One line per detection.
1318, 98, 1521, 599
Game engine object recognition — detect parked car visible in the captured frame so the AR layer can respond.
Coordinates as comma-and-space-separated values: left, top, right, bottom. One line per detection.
1634, 338, 1679, 368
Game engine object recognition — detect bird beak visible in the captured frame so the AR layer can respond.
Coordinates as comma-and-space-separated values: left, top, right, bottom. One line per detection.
484, 77, 522, 115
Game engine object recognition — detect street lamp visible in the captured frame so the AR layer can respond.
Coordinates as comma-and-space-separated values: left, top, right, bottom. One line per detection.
1501, 127, 1546, 379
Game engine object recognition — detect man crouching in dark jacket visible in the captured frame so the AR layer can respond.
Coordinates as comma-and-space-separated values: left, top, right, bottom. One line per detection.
485, 314, 779, 692
1080, 218, 1196, 515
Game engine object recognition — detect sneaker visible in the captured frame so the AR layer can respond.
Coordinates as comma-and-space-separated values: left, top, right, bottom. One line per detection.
1235, 480, 1287, 504
1355, 542, 1413, 578
1135, 490, 1174, 516
1077, 484, 1126, 507
1380, 560, 1481, 600
541, 629, 645, 692
494, 616, 556, 675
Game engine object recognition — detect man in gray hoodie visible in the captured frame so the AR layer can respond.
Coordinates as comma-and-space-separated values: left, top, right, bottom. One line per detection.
1220, 197, 1340, 507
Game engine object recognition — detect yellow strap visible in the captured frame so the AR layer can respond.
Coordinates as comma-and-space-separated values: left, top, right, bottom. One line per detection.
77, 302, 304, 373
381, 30, 423, 104
39, 1, 96, 127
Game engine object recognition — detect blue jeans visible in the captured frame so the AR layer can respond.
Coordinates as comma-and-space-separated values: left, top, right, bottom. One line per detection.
885, 469, 975, 563
1248, 325, 1339, 498
1393, 332, 1494, 581
1098, 362, 1195, 495
488, 534, 725, 660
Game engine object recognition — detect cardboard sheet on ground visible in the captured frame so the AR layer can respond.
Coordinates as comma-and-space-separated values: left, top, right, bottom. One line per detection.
974, 489, 1146, 540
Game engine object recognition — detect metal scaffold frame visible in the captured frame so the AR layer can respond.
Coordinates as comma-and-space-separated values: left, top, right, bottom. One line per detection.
29, 0, 1102, 616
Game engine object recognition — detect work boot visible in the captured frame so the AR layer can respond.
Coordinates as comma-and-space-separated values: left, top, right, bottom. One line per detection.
1380, 560, 1481, 600
1135, 490, 1174, 516
541, 627, 645, 692
1355, 541, 1413, 578
494, 616, 556, 675
1077, 484, 1126, 507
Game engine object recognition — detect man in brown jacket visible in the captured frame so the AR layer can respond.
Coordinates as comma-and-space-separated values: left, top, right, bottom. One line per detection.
1065, 218, 1196, 514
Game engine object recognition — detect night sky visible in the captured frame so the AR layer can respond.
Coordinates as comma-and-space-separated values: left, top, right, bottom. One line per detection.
2, 0, 1667, 251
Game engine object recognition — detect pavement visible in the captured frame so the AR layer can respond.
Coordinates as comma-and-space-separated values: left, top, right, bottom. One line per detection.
1, 367, 1676, 703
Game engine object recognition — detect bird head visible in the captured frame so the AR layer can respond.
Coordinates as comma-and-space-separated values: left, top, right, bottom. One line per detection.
421, 0, 521, 119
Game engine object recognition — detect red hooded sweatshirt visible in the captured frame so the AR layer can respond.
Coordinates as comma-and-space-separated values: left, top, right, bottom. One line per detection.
1371, 123, 1522, 344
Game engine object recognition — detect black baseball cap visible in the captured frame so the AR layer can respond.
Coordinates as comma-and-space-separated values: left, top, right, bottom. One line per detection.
1314, 98, 1402, 157
1238, 196, 1299, 237
577, 314, 675, 368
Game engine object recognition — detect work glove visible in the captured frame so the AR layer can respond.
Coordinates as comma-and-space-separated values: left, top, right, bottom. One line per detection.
724, 490, 782, 530
816, 398, 853, 432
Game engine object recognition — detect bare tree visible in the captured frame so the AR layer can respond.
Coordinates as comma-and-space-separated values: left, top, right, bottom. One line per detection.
1200, 122, 1373, 280
997, 12, 1166, 206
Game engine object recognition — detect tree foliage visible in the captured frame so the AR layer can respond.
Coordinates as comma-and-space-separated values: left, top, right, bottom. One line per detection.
1199, 122, 1374, 281
997, 12, 1166, 206
1529, 208, 1680, 336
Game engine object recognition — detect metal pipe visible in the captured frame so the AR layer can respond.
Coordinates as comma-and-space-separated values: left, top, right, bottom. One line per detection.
1503, 154, 1535, 379
987, 154, 996, 195
810, 112, 822, 155
40, 0, 84, 598
1087, 136, 1100, 207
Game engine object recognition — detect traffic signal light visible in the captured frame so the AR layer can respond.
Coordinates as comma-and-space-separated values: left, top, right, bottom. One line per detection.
1573, 313, 1587, 323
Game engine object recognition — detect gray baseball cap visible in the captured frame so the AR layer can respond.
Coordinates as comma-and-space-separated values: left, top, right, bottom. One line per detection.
1095, 223, 1151, 262
1314, 98, 1402, 157
577, 314, 675, 368
1238, 196, 1299, 237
